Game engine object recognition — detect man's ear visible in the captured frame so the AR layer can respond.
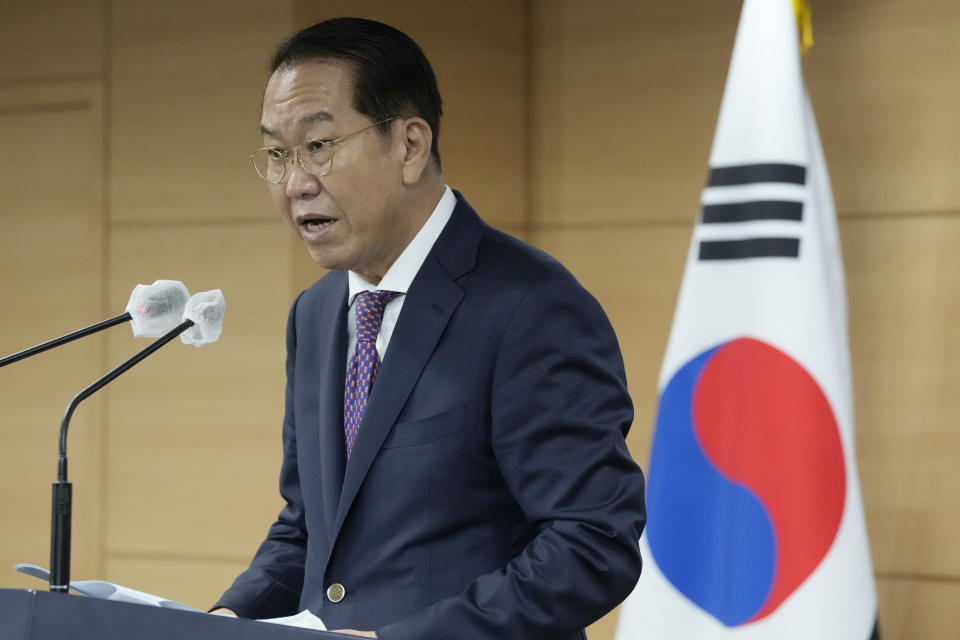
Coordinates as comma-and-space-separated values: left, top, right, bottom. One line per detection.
400, 117, 434, 186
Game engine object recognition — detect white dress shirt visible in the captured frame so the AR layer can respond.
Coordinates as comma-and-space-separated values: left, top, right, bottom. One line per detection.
346, 186, 456, 364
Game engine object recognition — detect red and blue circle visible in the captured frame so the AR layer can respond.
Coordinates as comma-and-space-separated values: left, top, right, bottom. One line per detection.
646, 337, 846, 626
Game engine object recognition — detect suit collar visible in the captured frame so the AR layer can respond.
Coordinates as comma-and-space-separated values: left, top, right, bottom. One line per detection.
345, 186, 457, 303
431, 190, 483, 281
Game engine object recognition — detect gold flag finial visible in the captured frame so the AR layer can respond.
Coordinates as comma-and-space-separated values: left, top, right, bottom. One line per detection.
792, 0, 814, 55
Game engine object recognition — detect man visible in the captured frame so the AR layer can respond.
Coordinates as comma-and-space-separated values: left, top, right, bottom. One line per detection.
213, 18, 646, 639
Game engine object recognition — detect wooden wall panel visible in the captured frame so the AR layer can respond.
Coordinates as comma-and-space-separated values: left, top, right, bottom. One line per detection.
587, 609, 620, 640
531, 0, 740, 226
293, 0, 528, 228
109, 0, 293, 224
843, 215, 960, 578
531, 0, 960, 226
101, 0, 301, 597
0, 0, 104, 83
805, 0, 960, 216
877, 577, 960, 640
104, 224, 291, 559
0, 83, 104, 589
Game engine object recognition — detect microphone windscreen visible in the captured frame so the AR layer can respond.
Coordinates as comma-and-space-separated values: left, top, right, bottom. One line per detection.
126, 280, 191, 337
180, 290, 225, 347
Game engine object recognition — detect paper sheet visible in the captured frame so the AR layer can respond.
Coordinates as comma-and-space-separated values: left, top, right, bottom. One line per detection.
258, 609, 328, 631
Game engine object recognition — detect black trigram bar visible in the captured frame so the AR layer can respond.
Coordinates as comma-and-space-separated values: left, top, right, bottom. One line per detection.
708, 163, 806, 187
699, 237, 800, 260
702, 200, 803, 223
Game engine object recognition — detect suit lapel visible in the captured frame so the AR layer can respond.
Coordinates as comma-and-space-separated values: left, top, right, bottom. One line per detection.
332, 254, 463, 540
330, 193, 484, 543
311, 274, 349, 542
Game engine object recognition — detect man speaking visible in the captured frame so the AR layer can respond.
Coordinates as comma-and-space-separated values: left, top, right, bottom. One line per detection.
212, 17, 646, 639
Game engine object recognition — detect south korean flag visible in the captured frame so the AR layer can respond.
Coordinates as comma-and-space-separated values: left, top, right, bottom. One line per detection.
615, 1, 879, 638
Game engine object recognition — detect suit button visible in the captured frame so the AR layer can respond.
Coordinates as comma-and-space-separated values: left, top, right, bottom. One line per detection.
326, 583, 345, 603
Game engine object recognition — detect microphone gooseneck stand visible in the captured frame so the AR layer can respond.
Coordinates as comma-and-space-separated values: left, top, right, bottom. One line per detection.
0, 313, 132, 369
49, 318, 195, 593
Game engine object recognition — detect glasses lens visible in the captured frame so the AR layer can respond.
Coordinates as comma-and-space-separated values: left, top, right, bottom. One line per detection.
252, 149, 285, 183
300, 140, 334, 177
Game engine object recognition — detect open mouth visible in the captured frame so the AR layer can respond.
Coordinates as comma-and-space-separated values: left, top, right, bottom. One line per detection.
299, 215, 336, 233
304, 218, 334, 232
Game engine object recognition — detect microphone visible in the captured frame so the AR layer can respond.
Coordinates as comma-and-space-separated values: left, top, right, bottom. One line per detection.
0, 280, 190, 368
179, 289, 226, 347
126, 280, 193, 338
49, 290, 225, 593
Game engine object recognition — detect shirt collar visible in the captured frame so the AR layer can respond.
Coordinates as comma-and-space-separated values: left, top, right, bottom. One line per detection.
347, 185, 456, 305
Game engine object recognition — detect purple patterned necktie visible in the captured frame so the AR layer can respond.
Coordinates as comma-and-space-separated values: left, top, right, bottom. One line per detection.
344, 290, 401, 458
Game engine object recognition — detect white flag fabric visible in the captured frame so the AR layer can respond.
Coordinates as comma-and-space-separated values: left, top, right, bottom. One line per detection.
615, 1, 879, 638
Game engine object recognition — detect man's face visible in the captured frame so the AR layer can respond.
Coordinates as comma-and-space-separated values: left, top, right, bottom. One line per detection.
260, 60, 409, 282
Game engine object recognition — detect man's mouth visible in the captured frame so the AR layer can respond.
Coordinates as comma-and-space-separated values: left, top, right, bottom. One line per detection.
304, 218, 334, 232
298, 215, 336, 233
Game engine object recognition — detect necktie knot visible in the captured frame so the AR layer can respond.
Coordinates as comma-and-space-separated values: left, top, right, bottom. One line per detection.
355, 290, 401, 344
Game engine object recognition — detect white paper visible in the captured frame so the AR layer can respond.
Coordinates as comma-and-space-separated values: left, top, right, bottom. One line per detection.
258, 609, 327, 631
12, 563, 199, 612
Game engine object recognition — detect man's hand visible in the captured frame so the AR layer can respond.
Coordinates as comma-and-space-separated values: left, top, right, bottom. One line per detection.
210, 608, 238, 617
330, 631, 376, 638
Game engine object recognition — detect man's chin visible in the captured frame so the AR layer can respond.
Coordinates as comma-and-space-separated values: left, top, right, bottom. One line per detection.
307, 250, 342, 271
302, 243, 381, 282
304, 244, 353, 274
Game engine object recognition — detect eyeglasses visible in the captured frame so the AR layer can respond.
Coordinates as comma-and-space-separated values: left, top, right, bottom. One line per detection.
250, 117, 399, 183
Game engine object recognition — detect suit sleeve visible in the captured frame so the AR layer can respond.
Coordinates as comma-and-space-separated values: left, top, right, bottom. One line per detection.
377, 277, 647, 639
211, 292, 308, 618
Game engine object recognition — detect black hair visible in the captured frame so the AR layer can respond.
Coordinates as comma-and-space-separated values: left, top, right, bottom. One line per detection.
270, 17, 443, 168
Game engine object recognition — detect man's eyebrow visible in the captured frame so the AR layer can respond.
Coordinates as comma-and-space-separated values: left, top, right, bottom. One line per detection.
300, 110, 334, 126
259, 111, 334, 139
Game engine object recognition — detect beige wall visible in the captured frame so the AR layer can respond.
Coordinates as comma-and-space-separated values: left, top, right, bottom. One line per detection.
0, 1, 957, 638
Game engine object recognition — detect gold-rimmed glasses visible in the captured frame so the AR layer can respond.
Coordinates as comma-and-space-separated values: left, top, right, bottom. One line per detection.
250, 117, 399, 183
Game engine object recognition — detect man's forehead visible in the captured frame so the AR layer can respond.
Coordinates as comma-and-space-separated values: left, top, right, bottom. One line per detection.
260, 60, 355, 137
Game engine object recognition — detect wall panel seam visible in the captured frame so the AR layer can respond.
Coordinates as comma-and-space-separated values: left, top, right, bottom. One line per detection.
105, 550, 252, 565
876, 571, 960, 585
109, 219, 284, 230
0, 74, 103, 89
99, 0, 113, 581
528, 219, 695, 232
522, 0, 534, 239
0, 102, 91, 116
838, 209, 960, 222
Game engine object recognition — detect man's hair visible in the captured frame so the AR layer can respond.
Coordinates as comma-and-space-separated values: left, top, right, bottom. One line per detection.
270, 17, 443, 168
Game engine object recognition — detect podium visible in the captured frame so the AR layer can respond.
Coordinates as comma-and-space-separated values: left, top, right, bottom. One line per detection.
0, 589, 357, 640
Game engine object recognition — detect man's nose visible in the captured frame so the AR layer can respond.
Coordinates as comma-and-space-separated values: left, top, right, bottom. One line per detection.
285, 154, 321, 199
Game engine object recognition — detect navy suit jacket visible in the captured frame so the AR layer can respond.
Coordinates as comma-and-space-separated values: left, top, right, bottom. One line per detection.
215, 194, 646, 639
